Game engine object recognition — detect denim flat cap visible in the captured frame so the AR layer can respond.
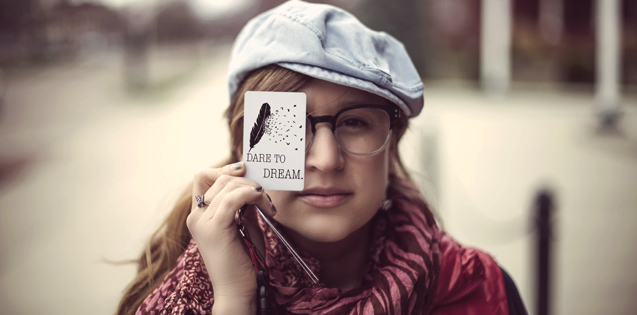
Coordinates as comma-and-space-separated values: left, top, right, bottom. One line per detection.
227, 0, 424, 117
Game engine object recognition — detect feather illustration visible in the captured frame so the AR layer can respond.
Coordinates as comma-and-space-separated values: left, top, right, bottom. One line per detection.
248, 102, 271, 152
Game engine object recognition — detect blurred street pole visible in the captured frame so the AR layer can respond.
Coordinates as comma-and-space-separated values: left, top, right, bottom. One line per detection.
536, 189, 555, 315
481, 0, 511, 97
595, 0, 621, 128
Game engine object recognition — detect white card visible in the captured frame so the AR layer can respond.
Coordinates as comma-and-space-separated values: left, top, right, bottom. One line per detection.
243, 91, 306, 191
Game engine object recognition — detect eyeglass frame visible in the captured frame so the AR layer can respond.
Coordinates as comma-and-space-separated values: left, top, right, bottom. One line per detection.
305, 104, 401, 156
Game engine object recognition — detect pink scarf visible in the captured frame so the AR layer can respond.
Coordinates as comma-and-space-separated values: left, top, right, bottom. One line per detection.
137, 196, 441, 315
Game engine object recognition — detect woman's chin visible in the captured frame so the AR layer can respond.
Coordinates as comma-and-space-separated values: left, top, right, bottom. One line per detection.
298, 229, 350, 244
282, 217, 367, 244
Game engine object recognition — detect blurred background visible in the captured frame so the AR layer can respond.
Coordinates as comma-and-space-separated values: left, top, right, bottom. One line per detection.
0, 0, 635, 314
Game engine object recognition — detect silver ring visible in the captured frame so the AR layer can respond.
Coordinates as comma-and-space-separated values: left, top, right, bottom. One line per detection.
195, 195, 209, 208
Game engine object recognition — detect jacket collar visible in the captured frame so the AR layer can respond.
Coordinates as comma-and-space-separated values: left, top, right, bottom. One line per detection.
431, 233, 487, 306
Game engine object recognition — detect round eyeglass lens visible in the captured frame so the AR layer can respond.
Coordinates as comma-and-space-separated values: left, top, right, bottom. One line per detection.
334, 107, 391, 154
305, 107, 392, 155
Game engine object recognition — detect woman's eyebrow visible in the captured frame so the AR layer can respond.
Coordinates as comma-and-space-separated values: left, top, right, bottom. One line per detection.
336, 96, 393, 108
307, 101, 387, 115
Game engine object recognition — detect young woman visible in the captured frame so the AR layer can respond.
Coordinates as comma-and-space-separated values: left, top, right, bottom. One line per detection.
117, 1, 526, 314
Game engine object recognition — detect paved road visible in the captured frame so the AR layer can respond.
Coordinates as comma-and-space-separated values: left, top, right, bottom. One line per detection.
0, 44, 636, 314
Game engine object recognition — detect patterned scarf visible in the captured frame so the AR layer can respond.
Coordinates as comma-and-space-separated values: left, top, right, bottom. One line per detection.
137, 196, 441, 315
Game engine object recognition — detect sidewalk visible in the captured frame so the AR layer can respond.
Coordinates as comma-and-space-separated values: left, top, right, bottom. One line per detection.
0, 43, 235, 315
0, 46, 636, 314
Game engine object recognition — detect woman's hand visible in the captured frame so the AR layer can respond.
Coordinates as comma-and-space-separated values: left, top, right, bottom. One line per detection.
186, 161, 276, 313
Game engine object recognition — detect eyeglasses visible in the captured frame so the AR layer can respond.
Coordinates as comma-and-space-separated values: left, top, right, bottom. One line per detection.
305, 104, 400, 155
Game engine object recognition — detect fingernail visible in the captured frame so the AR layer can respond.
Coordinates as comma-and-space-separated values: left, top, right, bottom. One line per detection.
265, 193, 272, 202
231, 161, 244, 170
254, 186, 263, 192
271, 203, 277, 216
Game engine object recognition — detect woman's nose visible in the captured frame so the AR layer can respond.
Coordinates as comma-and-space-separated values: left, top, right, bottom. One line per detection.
305, 125, 344, 172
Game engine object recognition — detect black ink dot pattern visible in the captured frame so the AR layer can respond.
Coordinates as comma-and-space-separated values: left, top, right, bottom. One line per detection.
260, 103, 305, 150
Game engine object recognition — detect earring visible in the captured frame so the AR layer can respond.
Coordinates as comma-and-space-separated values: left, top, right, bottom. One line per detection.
380, 199, 393, 211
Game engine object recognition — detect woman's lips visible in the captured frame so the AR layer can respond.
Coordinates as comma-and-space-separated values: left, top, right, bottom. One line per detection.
298, 187, 352, 208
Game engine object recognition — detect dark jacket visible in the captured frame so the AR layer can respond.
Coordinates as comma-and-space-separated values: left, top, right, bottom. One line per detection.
428, 233, 528, 315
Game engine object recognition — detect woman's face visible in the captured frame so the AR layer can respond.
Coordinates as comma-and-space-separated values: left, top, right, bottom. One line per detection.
265, 79, 390, 243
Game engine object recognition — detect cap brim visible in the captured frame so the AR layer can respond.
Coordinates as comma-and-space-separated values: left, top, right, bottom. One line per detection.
278, 62, 412, 117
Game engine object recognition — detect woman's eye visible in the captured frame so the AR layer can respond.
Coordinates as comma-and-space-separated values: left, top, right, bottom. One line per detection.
338, 117, 368, 128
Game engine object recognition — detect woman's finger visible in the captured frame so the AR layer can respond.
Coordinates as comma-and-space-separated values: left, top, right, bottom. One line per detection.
207, 178, 277, 222
259, 192, 278, 218
203, 174, 260, 206
190, 161, 277, 228
207, 184, 265, 230
192, 162, 245, 208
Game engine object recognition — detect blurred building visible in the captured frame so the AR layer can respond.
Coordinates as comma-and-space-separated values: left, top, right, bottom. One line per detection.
1, 0, 636, 87
356, 0, 637, 87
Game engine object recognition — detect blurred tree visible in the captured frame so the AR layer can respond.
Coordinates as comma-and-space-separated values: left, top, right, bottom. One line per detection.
0, 0, 41, 65
422, 0, 480, 80
155, 1, 203, 43
1, 0, 123, 65
0, 0, 38, 35
355, 0, 427, 76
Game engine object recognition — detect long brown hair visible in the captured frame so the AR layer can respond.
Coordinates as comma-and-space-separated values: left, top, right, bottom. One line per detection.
116, 65, 433, 315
